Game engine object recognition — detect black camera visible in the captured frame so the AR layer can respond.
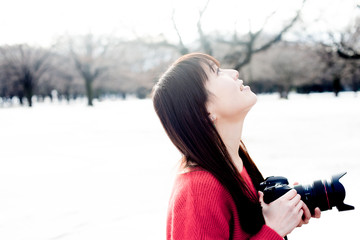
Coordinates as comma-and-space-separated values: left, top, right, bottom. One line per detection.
259, 172, 354, 214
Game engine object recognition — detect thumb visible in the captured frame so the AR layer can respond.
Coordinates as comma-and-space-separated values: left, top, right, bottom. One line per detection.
258, 191, 265, 206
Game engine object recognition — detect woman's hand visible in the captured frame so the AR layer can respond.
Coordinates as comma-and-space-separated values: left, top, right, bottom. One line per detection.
313, 207, 321, 218
293, 182, 321, 227
297, 201, 311, 227
259, 189, 304, 237
297, 203, 321, 228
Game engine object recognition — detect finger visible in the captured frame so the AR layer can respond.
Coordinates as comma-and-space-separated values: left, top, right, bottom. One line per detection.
296, 209, 304, 223
301, 202, 311, 223
294, 196, 304, 212
258, 191, 265, 205
313, 207, 321, 218
293, 182, 299, 186
281, 189, 297, 200
288, 194, 301, 207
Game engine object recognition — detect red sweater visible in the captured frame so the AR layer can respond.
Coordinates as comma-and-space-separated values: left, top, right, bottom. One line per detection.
166, 167, 283, 240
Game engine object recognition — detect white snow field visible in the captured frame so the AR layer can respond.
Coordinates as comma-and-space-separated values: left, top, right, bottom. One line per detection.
0, 92, 359, 240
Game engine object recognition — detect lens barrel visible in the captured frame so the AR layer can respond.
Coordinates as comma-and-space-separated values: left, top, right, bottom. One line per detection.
261, 172, 354, 214
294, 172, 354, 214
294, 180, 329, 214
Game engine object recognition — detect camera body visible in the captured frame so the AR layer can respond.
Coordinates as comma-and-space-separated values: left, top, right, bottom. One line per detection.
259, 172, 354, 214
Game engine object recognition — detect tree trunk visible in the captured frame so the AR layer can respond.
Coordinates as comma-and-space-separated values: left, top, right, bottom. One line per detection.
278, 84, 289, 99
25, 89, 32, 107
18, 91, 24, 105
85, 78, 93, 106
23, 70, 34, 107
333, 76, 341, 97
280, 91, 289, 99
24, 82, 33, 107
65, 90, 71, 103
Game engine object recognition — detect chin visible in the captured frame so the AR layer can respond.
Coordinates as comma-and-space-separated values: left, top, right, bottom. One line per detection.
244, 96, 257, 115
241, 98, 257, 116
249, 92, 258, 106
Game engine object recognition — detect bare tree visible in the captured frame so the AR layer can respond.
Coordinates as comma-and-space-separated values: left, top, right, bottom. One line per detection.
341, 60, 360, 93
273, 43, 322, 98
105, 39, 177, 99
243, 41, 323, 98
220, 0, 306, 71
170, 0, 306, 71
0, 44, 53, 106
56, 34, 111, 106
53, 51, 86, 102
301, 5, 360, 96
170, 0, 212, 55
38, 55, 84, 103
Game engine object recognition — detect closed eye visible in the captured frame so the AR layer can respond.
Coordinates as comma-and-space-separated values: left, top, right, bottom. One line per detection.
216, 67, 220, 75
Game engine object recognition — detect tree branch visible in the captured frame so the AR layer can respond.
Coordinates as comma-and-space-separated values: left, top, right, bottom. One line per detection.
336, 44, 360, 59
329, 32, 360, 60
232, 0, 306, 70
171, 9, 189, 54
197, 0, 212, 55
254, 0, 305, 53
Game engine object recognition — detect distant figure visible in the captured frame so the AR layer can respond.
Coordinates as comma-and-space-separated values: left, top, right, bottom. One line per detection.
152, 53, 320, 239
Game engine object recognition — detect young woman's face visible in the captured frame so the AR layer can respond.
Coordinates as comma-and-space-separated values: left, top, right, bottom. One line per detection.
205, 65, 257, 122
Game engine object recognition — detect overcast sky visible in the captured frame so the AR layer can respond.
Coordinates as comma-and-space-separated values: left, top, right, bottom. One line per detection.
1, 0, 358, 47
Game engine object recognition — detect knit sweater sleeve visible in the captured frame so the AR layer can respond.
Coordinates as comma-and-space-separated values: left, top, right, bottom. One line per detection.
250, 225, 284, 240
167, 171, 283, 240
167, 171, 234, 239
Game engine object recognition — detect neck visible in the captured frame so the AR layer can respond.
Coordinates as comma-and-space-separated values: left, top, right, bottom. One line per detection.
215, 118, 245, 173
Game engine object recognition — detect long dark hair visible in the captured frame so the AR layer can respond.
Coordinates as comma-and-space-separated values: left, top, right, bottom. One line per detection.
152, 53, 265, 234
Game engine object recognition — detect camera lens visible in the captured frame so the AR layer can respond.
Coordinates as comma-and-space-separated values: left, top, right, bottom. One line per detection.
293, 172, 354, 214
294, 180, 328, 214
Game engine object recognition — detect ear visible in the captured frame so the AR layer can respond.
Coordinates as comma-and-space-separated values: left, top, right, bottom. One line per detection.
206, 98, 218, 123
209, 114, 217, 122
206, 99, 215, 116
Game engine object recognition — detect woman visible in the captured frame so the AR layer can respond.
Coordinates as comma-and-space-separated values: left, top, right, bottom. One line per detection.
152, 53, 320, 239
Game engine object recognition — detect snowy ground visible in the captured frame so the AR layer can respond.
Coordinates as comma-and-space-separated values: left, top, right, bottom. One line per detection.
0, 92, 359, 240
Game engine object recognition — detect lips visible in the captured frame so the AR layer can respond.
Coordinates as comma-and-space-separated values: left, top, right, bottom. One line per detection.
240, 85, 250, 91
238, 79, 250, 91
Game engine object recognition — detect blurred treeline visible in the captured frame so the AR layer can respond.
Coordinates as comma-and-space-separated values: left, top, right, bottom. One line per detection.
0, 2, 359, 107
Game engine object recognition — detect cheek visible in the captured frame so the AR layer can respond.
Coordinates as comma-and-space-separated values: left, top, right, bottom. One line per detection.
215, 82, 239, 99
